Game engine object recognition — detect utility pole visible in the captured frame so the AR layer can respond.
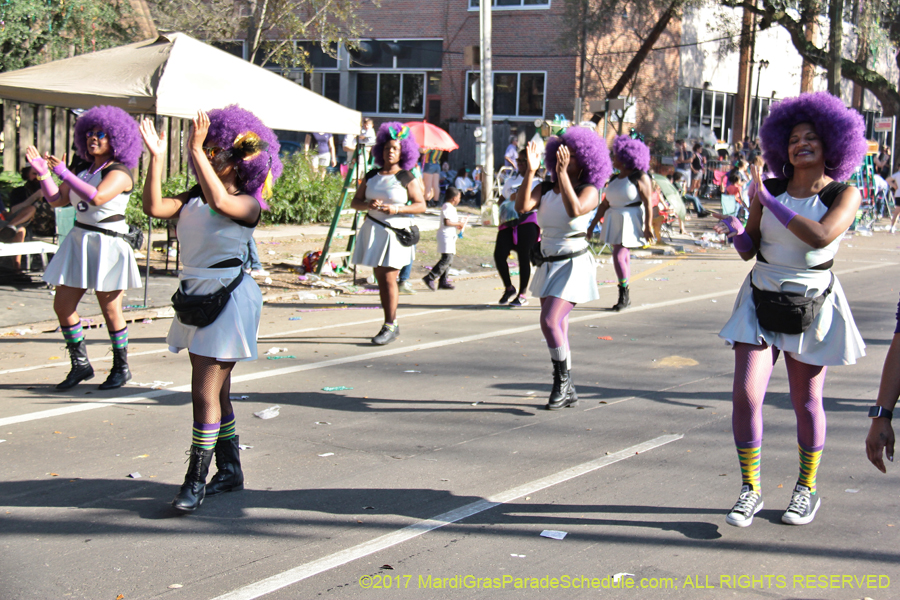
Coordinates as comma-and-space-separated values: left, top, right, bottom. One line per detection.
480, 0, 494, 207
827, 0, 842, 96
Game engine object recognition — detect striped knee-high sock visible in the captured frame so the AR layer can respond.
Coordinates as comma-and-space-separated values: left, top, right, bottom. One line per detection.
109, 326, 128, 350
61, 323, 85, 345
797, 444, 823, 494
192, 421, 220, 450
218, 412, 236, 441
736, 443, 761, 493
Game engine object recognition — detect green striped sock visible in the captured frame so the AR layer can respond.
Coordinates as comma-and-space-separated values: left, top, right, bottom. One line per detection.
109, 326, 128, 350
61, 323, 84, 345
737, 443, 761, 493
218, 412, 236, 440
192, 421, 220, 450
797, 444, 823, 494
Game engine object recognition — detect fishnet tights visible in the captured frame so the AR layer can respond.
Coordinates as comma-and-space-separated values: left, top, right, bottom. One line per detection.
732, 343, 827, 448
189, 353, 235, 424
540, 297, 574, 350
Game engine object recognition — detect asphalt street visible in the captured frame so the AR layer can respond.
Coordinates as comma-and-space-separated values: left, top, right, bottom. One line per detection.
1, 236, 899, 600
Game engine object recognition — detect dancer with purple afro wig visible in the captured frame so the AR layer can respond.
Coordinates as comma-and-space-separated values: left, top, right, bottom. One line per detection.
351, 121, 426, 346
516, 127, 609, 410
25, 105, 143, 392
713, 91, 866, 528
139, 107, 284, 512
588, 134, 654, 311
371, 122, 421, 171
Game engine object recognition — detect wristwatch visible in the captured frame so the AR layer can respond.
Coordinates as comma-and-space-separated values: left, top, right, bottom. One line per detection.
868, 406, 893, 420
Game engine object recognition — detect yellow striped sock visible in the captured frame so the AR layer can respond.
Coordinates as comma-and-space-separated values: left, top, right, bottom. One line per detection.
797, 445, 822, 494
737, 445, 761, 492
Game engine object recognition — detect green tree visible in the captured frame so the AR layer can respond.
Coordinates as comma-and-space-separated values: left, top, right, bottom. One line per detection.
720, 0, 900, 116
147, 0, 377, 73
0, 0, 139, 72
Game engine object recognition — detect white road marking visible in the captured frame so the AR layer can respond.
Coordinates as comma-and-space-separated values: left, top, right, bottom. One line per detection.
0, 262, 890, 428
209, 434, 683, 600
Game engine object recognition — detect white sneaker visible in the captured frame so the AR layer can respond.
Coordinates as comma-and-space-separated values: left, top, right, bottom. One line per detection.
250, 269, 270, 278
781, 484, 820, 525
725, 485, 764, 527
398, 281, 416, 295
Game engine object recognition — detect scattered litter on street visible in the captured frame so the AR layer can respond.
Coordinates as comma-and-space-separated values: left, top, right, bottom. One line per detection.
265, 347, 288, 355
613, 573, 635, 583
289, 317, 302, 320
540, 530, 567, 540
168, 585, 183, 589
131, 381, 173, 388
510, 554, 526, 558
404, 370, 421, 373
127, 472, 142, 479
845, 489, 859, 493
322, 386, 353, 391
238, 444, 253, 450
266, 355, 296, 360
230, 395, 250, 400
597, 336, 613, 341
318, 452, 335, 457
254, 406, 281, 419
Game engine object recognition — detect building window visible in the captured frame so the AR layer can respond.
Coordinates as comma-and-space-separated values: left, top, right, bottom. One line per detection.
357, 73, 426, 116
352, 39, 443, 69
465, 72, 545, 119
676, 87, 736, 143
469, 0, 550, 9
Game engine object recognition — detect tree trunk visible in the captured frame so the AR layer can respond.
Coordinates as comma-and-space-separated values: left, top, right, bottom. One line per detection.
591, 0, 680, 124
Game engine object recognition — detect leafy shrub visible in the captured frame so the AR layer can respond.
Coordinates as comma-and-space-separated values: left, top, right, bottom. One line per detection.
124, 155, 348, 227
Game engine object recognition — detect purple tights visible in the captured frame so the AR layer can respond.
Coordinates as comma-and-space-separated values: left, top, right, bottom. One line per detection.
732, 342, 827, 448
540, 296, 575, 352
612, 245, 630, 285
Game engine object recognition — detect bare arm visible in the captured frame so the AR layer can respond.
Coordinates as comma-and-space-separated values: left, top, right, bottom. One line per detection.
139, 118, 188, 219
866, 331, 900, 472
783, 187, 861, 248
349, 177, 370, 211
635, 173, 653, 236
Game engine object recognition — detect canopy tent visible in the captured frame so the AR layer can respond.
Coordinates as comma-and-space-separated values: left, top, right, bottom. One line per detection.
0, 32, 361, 134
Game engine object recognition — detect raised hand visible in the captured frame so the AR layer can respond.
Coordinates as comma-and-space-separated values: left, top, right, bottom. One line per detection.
25, 146, 49, 175
189, 110, 210, 152
556, 144, 570, 177
712, 212, 745, 238
525, 141, 542, 174
140, 118, 166, 158
46, 153, 67, 174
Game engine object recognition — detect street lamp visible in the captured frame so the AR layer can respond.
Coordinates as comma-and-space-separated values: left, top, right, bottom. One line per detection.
752, 59, 769, 140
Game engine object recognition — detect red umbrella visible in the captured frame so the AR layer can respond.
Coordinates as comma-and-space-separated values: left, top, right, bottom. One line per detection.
403, 121, 458, 151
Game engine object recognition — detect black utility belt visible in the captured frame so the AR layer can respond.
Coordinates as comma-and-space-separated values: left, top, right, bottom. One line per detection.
530, 244, 589, 267
624, 201, 642, 208
74, 221, 127, 239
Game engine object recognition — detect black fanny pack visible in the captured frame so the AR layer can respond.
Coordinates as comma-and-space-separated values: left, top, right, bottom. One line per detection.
74, 221, 143, 251
530, 242, 589, 267
750, 273, 834, 335
171, 269, 244, 328
367, 214, 420, 247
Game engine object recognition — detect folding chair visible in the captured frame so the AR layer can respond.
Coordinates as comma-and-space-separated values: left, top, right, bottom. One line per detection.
54, 206, 76, 244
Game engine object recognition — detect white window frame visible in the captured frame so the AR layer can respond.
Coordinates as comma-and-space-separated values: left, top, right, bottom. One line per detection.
348, 38, 444, 70
464, 70, 547, 121
467, 0, 551, 11
355, 72, 427, 118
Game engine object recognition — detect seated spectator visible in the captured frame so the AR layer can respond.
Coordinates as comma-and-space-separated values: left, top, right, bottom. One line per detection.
0, 166, 41, 269
454, 167, 479, 205
673, 171, 710, 218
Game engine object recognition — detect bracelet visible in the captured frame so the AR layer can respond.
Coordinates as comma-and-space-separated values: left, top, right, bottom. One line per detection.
37, 173, 51, 181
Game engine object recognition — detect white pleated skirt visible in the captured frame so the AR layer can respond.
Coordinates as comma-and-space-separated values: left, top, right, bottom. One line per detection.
167, 266, 262, 362
43, 227, 142, 291
601, 205, 646, 248
530, 250, 600, 304
719, 261, 866, 366
352, 217, 414, 270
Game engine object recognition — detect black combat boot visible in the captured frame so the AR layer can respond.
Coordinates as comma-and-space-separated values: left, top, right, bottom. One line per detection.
546, 359, 576, 410
172, 446, 214, 512
99, 347, 131, 390
612, 284, 631, 312
206, 435, 245, 496
57, 341, 94, 390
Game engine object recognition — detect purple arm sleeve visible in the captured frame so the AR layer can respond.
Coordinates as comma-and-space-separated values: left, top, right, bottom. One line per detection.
721, 215, 754, 253
27, 156, 60, 202
53, 165, 98, 202
756, 179, 797, 228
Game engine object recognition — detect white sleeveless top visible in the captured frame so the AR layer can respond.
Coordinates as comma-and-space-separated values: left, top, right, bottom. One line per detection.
176, 196, 257, 269
538, 187, 592, 255
72, 163, 133, 234
759, 191, 843, 269
365, 173, 411, 227
605, 175, 639, 208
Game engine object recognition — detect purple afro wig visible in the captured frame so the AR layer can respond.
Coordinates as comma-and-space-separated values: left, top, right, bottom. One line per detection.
544, 127, 612, 190
189, 105, 283, 208
73, 105, 142, 169
371, 122, 420, 171
612, 135, 651, 172
759, 91, 867, 182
